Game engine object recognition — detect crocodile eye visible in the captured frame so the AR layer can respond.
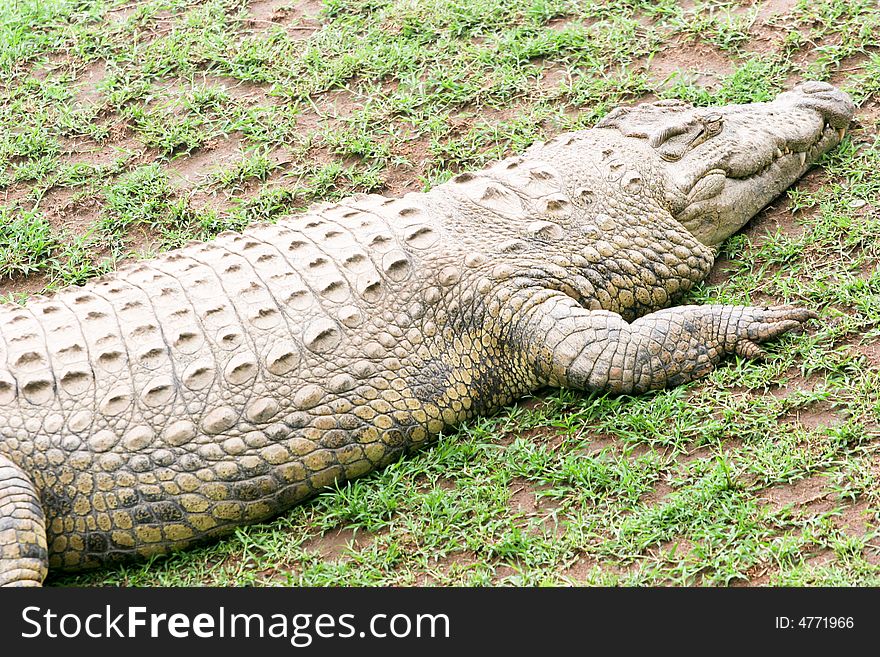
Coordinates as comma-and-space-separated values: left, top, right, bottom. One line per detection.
702, 112, 724, 135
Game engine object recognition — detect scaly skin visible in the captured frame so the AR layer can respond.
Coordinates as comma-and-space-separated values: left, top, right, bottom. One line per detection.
0, 82, 854, 585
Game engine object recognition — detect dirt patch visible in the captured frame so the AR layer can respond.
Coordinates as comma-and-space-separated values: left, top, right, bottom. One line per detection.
561, 553, 599, 583
300, 526, 375, 560
311, 87, 363, 120
166, 134, 246, 187
828, 52, 874, 89
677, 437, 744, 465
453, 101, 527, 128
758, 474, 831, 512
59, 119, 159, 171
415, 475, 456, 492
125, 222, 162, 256
832, 498, 875, 537
379, 162, 424, 196
0, 274, 49, 298
641, 481, 674, 505
379, 130, 432, 196
641, 40, 736, 89
546, 17, 582, 31
538, 63, 569, 94
498, 424, 567, 449
705, 254, 738, 287
57, 135, 147, 174
863, 537, 880, 565
75, 59, 107, 106
169, 138, 298, 196
579, 434, 670, 463
746, 0, 801, 47
562, 552, 638, 583
752, 0, 801, 21
247, 0, 291, 22
247, 0, 323, 39
854, 341, 880, 367
184, 149, 298, 213
856, 98, 880, 128
186, 187, 237, 214
282, 0, 325, 40
804, 549, 836, 568
782, 401, 844, 430
744, 190, 807, 240
782, 36, 868, 84
622, 441, 662, 460
127, 9, 178, 44
194, 74, 277, 105
508, 476, 559, 516
29, 52, 69, 81
107, 3, 140, 24
418, 550, 479, 585
731, 562, 775, 586
434, 477, 456, 491
653, 536, 694, 560
38, 189, 102, 237
515, 395, 550, 412
764, 373, 820, 399
492, 562, 522, 582
1, 183, 34, 206
579, 433, 618, 455
292, 108, 324, 135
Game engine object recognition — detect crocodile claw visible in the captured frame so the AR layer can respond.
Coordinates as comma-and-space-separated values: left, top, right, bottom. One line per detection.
738, 305, 819, 358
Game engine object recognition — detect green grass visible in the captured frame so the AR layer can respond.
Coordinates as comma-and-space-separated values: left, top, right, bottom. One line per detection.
0, 0, 878, 586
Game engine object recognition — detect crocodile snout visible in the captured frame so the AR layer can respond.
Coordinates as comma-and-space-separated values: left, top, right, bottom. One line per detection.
657, 81, 854, 246
785, 81, 854, 130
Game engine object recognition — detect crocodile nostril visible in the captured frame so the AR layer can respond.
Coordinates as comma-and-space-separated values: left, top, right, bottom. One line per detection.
782, 82, 854, 129
800, 81, 836, 94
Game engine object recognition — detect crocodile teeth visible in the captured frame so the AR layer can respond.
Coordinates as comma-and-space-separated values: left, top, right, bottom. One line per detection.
775, 148, 784, 158
838, 127, 847, 141
798, 151, 807, 166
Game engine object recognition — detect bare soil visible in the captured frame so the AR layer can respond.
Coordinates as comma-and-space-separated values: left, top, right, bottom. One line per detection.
300, 526, 376, 559
508, 476, 561, 521
642, 40, 735, 89
758, 474, 831, 512
166, 134, 246, 186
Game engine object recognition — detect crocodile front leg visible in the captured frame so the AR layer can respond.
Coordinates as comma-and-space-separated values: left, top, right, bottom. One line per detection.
523, 293, 817, 394
0, 455, 48, 586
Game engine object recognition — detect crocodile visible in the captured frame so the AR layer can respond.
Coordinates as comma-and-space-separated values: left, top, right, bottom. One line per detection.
0, 81, 854, 586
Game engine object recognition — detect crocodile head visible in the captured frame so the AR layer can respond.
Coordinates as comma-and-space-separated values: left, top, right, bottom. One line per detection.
596, 81, 855, 245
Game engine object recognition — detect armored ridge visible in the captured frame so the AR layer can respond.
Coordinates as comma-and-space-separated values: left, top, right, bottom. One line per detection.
0, 81, 854, 585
